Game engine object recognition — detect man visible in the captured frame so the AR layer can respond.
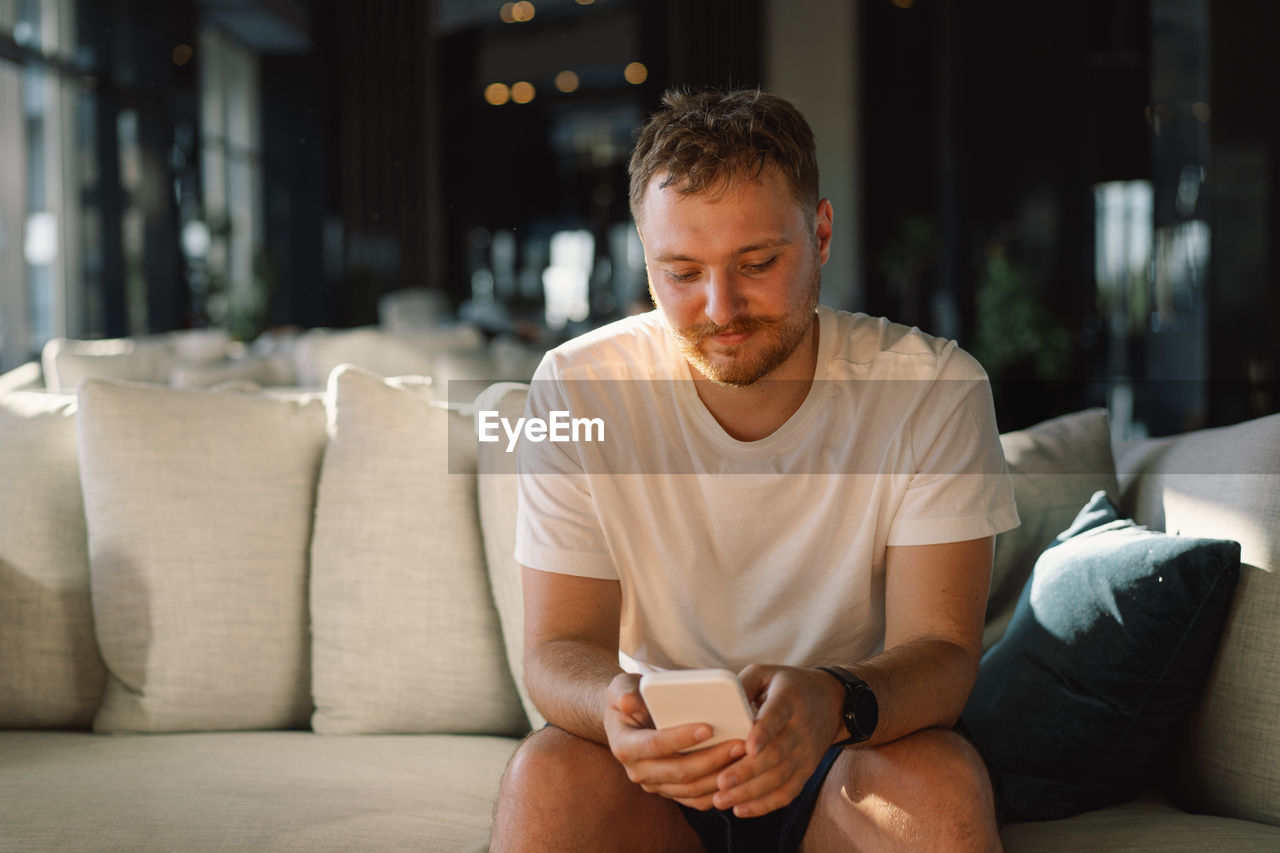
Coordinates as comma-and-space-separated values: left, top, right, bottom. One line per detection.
492, 88, 1019, 852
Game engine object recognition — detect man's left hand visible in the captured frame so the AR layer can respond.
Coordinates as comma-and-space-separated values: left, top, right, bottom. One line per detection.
710, 664, 845, 817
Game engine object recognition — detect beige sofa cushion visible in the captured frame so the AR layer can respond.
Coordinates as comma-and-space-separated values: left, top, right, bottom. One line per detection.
1116, 412, 1280, 826
985, 409, 1120, 648
292, 326, 482, 388
0, 731, 517, 853
309, 366, 527, 735
77, 380, 327, 732
0, 391, 104, 728
475, 382, 545, 729
1001, 793, 1280, 851
42, 337, 173, 392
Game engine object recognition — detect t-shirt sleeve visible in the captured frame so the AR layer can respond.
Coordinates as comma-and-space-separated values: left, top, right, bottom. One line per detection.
886, 346, 1020, 547
513, 363, 618, 580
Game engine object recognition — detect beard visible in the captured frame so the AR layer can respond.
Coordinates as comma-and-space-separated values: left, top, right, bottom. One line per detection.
661, 262, 821, 388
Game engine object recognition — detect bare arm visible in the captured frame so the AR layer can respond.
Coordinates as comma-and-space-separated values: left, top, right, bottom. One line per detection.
714, 535, 994, 817
838, 534, 993, 745
520, 565, 624, 744
521, 563, 745, 808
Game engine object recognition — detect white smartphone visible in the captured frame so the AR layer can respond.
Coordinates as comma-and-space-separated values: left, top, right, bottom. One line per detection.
638, 668, 756, 753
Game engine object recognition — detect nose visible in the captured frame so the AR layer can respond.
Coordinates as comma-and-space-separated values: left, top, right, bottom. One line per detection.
702, 270, 746, 328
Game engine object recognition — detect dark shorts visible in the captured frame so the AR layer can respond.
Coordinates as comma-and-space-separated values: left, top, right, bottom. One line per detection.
678, 720, 1002, 853
677, 743, 844, 853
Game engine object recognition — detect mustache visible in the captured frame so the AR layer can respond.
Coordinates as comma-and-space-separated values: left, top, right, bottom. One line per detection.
676, 314, 780, 343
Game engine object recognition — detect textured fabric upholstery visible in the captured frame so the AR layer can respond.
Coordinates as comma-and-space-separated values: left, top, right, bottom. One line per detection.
986, 409, 1121, 648
474, 382, 545, 729
1114, 413, 1280, 826
0, 391, 103, 728
1002, 794, 1280, 852
309, 366, 527, 735
0, 731, 514, 853
77, 380, 327, 732
43, 337, 174, 392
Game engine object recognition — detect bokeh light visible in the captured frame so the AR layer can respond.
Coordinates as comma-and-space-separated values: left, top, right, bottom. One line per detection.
624, 62, 648, 85
499, 2, 516, 23
555, 70, 580, 93
172, 44, 194, 66
512, 1, 536, 22
485, 83, 511, 105
511, 81, 536, 104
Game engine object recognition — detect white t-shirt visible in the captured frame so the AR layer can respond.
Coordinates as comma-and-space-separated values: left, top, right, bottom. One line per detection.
514, 306, 1019, 674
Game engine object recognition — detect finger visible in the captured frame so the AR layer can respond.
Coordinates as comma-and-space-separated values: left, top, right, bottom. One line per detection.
674, 793, 719, 811
746, 690, 793, 757
617, 721, 713, 763
616, 687, 652, 727
726, 781, 807, 819
737, 663, 771, 703
630, 738, 744, 786
639, 769, 725, 801
712, 764, 804, 817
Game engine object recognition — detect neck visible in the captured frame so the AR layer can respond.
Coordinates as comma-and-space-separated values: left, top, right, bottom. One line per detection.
692, 315, 820, 442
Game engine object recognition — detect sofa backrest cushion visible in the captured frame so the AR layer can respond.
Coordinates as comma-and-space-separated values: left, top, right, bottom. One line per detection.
986, 409, 1120, 649
1117, 412, 1280, 826
292, 326, 483, 388
0, 361, 42, 394
77, 380, 327, 732
474, 382, 545, 730
43, 337, 174, 392
169, 354, 296, 389
0, 391, 105, 728
309, 366, 528, 735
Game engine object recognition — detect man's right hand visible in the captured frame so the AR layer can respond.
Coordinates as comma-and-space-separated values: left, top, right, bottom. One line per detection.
603, 672, 747, 811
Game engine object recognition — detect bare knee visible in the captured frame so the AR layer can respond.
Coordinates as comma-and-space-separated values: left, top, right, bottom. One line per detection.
492, 726, 702, 853
498, 726, 618, 809
808, 728, 1000, 853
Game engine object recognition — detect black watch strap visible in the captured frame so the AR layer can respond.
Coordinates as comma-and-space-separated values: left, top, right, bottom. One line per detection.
818, 665, 878, 746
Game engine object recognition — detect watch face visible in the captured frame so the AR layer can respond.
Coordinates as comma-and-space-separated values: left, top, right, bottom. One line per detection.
853, 686, 878, 738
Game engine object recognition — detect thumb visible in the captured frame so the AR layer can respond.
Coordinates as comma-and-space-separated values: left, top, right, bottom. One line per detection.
737, 663, 773, 705
612, 674, 651, 727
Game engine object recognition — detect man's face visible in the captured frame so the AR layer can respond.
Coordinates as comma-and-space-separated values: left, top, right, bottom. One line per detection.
637, 168, 833, 387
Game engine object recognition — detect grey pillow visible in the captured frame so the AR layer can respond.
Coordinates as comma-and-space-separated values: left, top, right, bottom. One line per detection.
964, 491, 1241, 822
987, 409, 1120, 649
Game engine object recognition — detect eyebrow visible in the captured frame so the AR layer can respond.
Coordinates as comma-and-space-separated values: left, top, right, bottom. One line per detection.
653, 237, 793, 264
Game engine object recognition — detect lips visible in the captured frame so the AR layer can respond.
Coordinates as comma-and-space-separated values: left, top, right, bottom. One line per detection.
709, 328, 753, 346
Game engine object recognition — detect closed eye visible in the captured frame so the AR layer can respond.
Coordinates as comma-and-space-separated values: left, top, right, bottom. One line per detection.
665, 269, 700, 283
743, 257, 778, 274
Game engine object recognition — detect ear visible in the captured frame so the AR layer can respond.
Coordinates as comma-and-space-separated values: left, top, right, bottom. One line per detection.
814, 199, 834, 265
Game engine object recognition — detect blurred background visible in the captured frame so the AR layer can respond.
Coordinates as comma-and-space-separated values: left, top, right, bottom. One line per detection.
0, 0, 1276, 435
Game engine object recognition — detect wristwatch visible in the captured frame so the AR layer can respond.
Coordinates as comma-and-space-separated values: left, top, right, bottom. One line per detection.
818, 666, 878, 746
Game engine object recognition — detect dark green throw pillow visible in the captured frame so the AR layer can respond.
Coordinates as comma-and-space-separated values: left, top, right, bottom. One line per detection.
962, 491, 1241, 822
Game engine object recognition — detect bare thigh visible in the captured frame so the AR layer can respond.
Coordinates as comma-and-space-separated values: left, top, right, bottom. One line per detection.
492, 726, 708, 853
800, 728, 1001, 853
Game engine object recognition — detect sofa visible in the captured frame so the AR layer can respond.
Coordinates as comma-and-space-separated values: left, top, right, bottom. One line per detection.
1, 364, 1277, 852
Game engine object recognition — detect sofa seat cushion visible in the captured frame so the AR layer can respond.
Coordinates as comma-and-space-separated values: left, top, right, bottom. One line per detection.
0, 731, 517, 852
1003, 796, 1280, 852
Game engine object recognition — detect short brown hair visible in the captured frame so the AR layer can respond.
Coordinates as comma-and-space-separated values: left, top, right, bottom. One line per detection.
628, 88, 819, 222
